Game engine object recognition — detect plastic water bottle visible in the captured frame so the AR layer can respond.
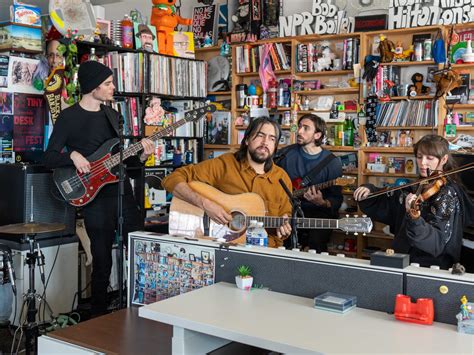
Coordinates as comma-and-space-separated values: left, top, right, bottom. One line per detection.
254, 221, 268, 247
246, 220, 258, 245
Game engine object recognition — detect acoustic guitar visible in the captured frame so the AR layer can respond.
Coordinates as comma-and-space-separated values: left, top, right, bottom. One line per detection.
169, 181, 373, 244
53, 105, 216, 207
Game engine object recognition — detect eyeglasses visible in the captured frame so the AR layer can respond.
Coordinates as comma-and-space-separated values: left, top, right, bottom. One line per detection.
47, 53, 63, 59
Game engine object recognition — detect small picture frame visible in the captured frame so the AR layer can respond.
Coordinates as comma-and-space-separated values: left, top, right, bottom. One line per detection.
96, 19, 111, 39
134, 22, 158, 53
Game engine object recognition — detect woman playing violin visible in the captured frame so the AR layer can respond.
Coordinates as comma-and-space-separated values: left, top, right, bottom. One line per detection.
354, 135, 471, 269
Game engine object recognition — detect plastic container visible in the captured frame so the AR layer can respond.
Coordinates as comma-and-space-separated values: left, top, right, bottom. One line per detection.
254, 221, 268, 247
245, 220, 258, 245
121, 14, 133, 49
267, 78, 278, 109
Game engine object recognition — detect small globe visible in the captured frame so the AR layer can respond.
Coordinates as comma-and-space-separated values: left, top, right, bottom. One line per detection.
248, 84, 257, 95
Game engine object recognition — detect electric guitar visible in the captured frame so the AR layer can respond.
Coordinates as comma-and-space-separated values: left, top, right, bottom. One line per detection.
292, 176, 356, 199
169, 181, 373, 244
53, 105, 216, 207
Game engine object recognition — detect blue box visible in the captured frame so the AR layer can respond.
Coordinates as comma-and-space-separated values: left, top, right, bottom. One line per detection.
314, 292, 357, 313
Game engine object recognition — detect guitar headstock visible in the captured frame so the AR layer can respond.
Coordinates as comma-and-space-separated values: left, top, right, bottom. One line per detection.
184, 104, 217, 122
335, 176, 357, 186
339, 216, 373, 234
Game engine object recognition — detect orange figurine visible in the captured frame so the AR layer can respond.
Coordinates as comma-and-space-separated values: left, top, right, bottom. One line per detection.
150, 0, 192, 55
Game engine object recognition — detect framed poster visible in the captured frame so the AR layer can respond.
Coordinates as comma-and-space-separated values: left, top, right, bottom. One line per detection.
192, 4, 217, 48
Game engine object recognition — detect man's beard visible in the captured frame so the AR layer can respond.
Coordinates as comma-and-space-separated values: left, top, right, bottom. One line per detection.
248, 146, 272, 164
297, 135, 313, 146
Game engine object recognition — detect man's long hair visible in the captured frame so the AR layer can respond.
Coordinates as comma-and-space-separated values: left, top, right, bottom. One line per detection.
234, 116, 282, 173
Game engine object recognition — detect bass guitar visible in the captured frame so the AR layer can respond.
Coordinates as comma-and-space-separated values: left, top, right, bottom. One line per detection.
292, 176, 356, 199
53, 105, 216, 207
169, 181, 373, 244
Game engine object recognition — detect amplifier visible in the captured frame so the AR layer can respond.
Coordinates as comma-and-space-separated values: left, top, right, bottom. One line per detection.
0, 164, 75, 240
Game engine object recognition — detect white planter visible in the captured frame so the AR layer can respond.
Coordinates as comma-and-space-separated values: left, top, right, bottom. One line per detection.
235, 276, 253, 290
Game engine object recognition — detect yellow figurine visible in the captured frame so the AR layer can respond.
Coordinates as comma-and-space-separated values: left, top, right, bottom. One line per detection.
392, 41, 414, 61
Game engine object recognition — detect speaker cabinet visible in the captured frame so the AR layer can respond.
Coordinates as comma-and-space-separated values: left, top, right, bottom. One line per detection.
0, 164, 75, 240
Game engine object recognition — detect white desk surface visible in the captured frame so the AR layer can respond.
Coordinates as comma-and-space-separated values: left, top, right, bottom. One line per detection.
139, 282, 474, 354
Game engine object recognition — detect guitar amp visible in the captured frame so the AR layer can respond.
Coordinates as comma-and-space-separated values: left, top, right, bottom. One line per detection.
0, 164, 76, 241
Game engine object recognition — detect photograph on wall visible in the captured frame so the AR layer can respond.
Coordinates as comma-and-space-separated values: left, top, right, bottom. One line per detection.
7, 56, 42, 94
134, 22, 158, 53
171, 31, 195, 59
132, 239, 215, 305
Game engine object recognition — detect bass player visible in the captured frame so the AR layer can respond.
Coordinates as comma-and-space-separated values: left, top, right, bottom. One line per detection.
43, 60, 155, 317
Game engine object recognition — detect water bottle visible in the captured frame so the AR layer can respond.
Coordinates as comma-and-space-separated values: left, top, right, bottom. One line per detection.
255, 221, 268, 247
246, 220, 258, 245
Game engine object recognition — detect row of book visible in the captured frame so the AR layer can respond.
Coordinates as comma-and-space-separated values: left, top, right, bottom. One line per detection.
375, 100, 438, 127
146, 55, 207, 98
102, 52, 206, 98
103, 52, 145, 93
235, 43, 291, 74
144, 138, 200, 167
110, 97, 141, 137
296, 38, 360, 73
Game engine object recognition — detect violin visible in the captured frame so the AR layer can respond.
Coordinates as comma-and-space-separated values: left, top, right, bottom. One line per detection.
408, 172, 447, 219
359, 162, 474, 206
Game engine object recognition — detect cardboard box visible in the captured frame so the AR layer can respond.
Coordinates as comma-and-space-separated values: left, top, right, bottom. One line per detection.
10, 3, 41, 26
370, 251, 409, 269
0, 23, 42, 53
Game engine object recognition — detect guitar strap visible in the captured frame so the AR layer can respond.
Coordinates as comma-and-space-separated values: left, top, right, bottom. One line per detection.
300, 152, 336, 188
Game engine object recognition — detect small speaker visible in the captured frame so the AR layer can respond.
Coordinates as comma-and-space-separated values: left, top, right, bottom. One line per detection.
0, 164, 75, 241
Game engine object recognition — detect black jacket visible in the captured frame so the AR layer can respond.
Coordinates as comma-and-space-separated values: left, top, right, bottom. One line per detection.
358, 180, 466, 269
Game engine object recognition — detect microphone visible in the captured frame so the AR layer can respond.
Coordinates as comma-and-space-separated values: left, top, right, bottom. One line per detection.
37, 243, 46, 285
0, 244, 17, 295
6, 255, 16, 296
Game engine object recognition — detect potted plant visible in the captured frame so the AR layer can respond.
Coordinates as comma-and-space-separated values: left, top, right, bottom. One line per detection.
235, 265, 253, 290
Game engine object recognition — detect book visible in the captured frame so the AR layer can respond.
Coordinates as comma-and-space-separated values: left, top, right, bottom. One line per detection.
192, 4, 218, 48
171, 31, 195, 59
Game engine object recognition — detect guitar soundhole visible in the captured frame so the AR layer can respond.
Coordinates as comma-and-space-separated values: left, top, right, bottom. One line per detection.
229, 211, 246, 233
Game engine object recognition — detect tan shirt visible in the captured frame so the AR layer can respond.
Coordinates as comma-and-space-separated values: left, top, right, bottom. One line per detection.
162, 153, 293, 247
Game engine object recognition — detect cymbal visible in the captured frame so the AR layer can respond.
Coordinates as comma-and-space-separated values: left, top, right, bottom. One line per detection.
0, 222, 66, 235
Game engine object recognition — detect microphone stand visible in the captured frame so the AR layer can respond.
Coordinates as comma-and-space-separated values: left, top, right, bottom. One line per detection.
279, 179, 304, 249
117, 114, 125, 310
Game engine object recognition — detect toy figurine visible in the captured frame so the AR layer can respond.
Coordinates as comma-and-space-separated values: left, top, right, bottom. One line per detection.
392, 41, 414, 61
378, 34, 396, 63
408, 73, 431, 96
150, 0, 192, 55
460, 295, 470, 320
203, 35, 213, 47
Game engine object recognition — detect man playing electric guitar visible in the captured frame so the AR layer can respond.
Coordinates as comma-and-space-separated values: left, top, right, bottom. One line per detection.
162, 116, 292, 247
43, 61, 155, 317
277, 114, 343, 252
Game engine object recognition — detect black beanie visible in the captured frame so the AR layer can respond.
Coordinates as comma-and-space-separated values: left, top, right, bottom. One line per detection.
78, 61, 113, 94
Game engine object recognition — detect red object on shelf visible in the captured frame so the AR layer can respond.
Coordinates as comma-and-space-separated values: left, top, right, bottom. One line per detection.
394, 294, 434, 325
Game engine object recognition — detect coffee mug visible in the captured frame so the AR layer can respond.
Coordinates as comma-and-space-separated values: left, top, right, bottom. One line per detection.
245, 95, 259, 109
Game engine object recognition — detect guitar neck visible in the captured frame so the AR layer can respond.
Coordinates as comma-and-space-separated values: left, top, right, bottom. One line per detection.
293, 179, 338, 199
248, 216, 339, 229
107, 109, 206, 168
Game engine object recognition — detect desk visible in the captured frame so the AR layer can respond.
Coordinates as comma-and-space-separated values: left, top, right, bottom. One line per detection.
139, 282, 474, 354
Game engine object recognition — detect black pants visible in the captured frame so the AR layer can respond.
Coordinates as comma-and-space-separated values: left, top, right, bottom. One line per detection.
82, 184, 141, 315
461, 246, 474, 274
286, 208, 335, 252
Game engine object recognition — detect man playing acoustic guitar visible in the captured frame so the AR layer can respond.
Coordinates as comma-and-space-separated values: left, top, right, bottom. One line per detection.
162, 116, 292, 247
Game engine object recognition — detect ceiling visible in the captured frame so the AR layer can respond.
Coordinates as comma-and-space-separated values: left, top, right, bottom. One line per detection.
0, 0, 122, 22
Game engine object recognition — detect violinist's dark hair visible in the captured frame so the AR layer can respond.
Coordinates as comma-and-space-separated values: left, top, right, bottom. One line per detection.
414, 135, 457, 172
